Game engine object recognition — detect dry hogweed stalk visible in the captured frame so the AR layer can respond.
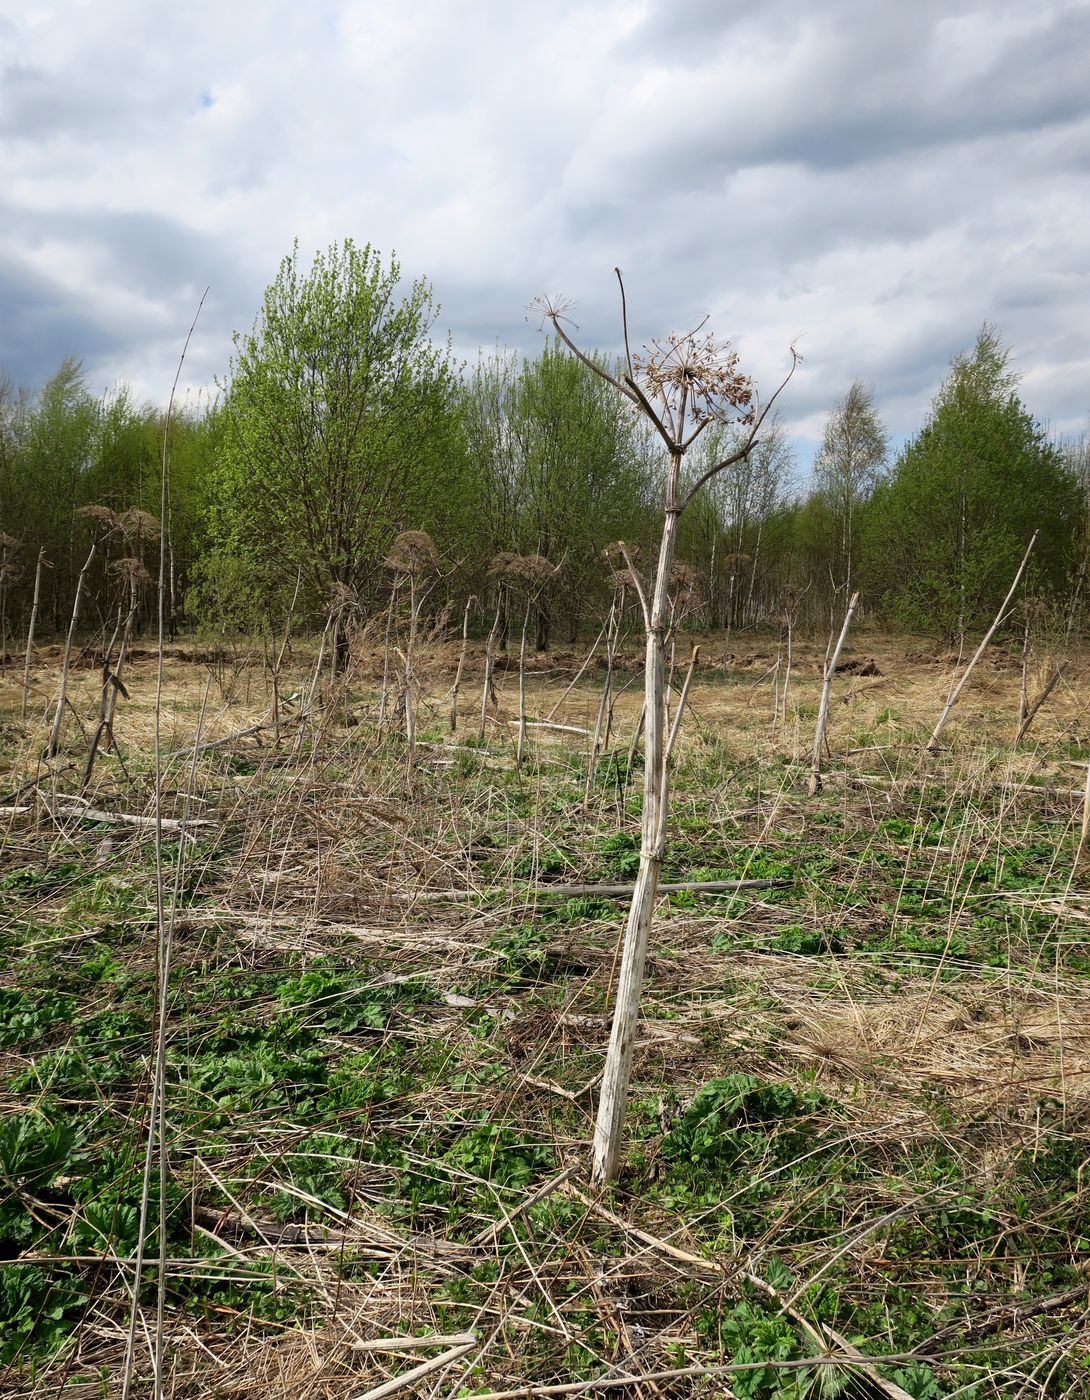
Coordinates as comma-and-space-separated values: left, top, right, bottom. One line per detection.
535, 271, 798, 1182
493, 553, 561, 767
384, 530, 441, 776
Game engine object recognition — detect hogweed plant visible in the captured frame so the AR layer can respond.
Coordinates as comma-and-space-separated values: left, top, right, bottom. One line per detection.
535, 272, 797, 1181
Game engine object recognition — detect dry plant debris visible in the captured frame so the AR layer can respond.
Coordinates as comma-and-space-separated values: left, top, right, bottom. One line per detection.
0, 632, 1089, 1397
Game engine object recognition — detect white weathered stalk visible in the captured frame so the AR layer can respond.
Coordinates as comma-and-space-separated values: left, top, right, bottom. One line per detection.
664, 644, 700, 766
515, 598, 530, 769
21, 547, 46, 723
807, 590, 859, 796
479, 600, 502, 740
1014, 662, 1066, 746
592, 464, 681, 1183
583, 598, 619, 813
927, 531, 1038, 753
46, 542, 96, 758
449, 596, 473, 733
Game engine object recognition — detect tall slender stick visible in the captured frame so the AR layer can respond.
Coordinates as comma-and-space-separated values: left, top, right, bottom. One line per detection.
664, 644, 700, 765
46, 542, 96, 758
807, 590, 859, 796
516, 598, 531, 770
927, 532, 1038, 753
1014, 662, 1067, 746
122, 285, 207, 1400
21, 547, 45, 723
479, 599, 502, 741
449, 596, 473, 733
583, 598, 619, 814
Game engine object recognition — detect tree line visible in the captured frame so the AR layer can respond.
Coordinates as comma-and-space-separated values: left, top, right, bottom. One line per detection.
1, 238, 1087, 651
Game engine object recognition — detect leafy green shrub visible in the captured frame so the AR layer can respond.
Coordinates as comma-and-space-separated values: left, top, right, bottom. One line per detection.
599, 830, 640, 877
661, 1075, 826, 1168
0, 989, 75, 1048
0, 1265, 86, 1364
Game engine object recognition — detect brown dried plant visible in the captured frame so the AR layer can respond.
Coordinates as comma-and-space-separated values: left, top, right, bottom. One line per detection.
534, 271, 798, 1183
76, 503, 122, 532
119, 508, 161, 542
385, 529, 440, 577
110, 557, 154, 589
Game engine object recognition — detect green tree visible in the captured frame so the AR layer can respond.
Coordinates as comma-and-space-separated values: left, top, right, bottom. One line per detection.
865, 327, 1081, 637
211, 240, 470, 620
813, 379, 887, 595
4, 359, 98, 626
464, 342, 652, 645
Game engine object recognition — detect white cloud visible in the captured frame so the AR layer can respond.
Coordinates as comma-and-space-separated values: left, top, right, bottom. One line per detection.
1, 0, 1088, 461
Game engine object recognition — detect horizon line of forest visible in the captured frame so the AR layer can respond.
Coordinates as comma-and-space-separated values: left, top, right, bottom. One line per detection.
1, 238, 1087, 650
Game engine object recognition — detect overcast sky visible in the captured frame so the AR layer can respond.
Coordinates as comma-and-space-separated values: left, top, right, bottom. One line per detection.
2, 0, 1089, 467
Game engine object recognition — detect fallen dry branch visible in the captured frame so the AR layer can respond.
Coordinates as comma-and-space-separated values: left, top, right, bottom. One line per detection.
415, 877, 789, 903
349, 1340, 477, 1400
351, 1331, 478, 1353
471, 1165, 579, 1247
460, 1353, 923, 1400
567, 1187, 916, 1400
0, 802, 215, 832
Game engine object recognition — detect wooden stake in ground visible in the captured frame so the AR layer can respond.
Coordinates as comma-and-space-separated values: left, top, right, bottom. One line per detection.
926, 530, 1038, 753
537, 273, 796, 1182
807, 590, 858, 796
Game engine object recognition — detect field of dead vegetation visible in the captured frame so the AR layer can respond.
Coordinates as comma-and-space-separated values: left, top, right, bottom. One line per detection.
1, 628, 1089, 1399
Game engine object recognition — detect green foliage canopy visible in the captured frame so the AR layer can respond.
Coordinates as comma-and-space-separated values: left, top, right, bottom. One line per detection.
210, 239, 473, 615
864, 326, 1082, 635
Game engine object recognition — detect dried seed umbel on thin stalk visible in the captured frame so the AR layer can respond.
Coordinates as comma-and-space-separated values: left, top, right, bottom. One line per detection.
533, 271, 797, 1182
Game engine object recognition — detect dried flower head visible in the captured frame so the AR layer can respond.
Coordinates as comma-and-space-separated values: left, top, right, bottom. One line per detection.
76, 504, 121, 531
385, 530, 440, 576
635, 330, 753, 425
601, 540, 643, 590
119, 508, 160, 541
329, 580, 358, 612
527, 293, 577, 330
109, 557, 153, 587
488, 552, 560, 587
669, 559, 705, 606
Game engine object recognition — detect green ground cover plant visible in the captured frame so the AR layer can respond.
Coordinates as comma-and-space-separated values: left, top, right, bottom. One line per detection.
1, 636, 1088, 1397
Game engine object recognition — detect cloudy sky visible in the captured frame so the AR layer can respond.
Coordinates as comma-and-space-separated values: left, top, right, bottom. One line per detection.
2, 0, 1089, 465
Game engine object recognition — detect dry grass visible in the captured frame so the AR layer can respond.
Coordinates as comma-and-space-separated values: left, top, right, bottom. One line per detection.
1, 626, 1089, 1397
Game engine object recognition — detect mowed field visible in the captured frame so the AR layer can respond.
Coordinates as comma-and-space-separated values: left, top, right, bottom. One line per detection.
1, 629, 1089, 1398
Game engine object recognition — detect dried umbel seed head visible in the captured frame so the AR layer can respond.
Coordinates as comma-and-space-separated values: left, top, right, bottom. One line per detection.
76, 504, 122, 531
670, 559, 705, 603
0, 532, 21, 553
635, 330, 754, 424
329, 580, 358, 612
601, 540, 642, 590
109, 557, 153, 587
385, 530, 439, 576
489, 552, 560, 587
119, 508, 160, 541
